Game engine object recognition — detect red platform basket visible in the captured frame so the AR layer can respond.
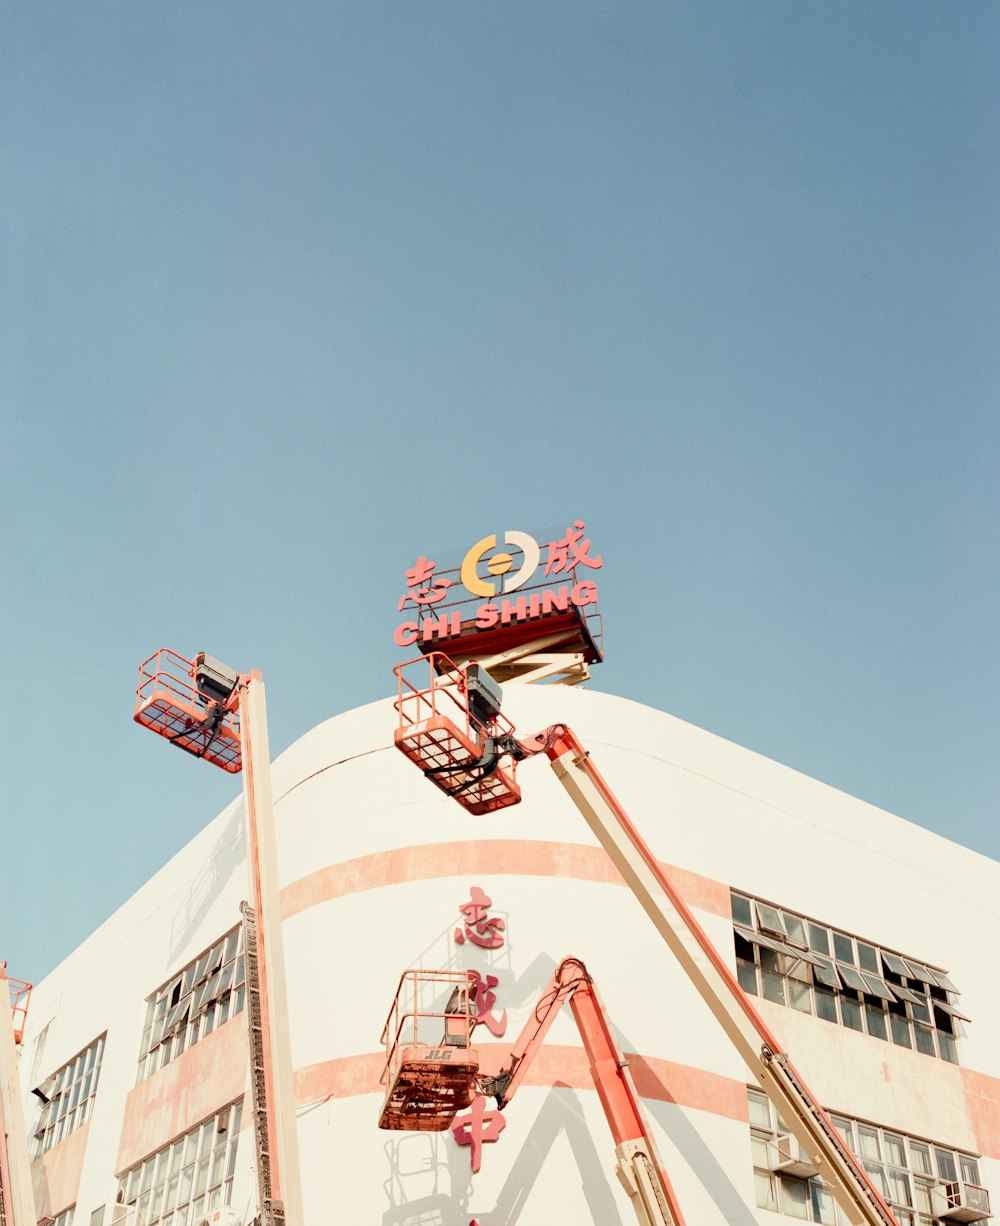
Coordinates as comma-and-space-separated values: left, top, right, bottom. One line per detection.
379, 969, 480, 1132
394, 654, 522, 816
4, 969, 31, 1045
134, 649, 242, 773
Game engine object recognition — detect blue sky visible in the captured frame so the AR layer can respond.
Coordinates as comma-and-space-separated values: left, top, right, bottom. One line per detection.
3, 1, 998, 981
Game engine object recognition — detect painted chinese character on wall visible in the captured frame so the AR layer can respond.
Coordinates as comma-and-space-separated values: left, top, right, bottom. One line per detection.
454, 886, 505, 950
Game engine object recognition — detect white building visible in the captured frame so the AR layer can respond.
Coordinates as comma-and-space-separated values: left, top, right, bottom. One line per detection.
19, 681, 1000, 1226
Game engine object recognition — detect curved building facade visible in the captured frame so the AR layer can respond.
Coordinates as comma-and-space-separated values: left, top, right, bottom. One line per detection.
19, 682, 1000, 1225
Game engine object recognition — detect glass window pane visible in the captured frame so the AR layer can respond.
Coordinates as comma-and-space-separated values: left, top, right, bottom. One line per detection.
210, 1146, 226, 1188
960, 1157, 979, 1185
812, 1183, 838, 1225
789, 978, 812, 1013
178, 1165, 194, 1206
883, 1134, 905, 1167
862, 974, 896, 1002
815, 986, 839, 1023
833, 932, 855, 963
904, 959, 932, 984
755, 902, 787, 937
737, 960, 758, 996
909, 1143, 932, 1176
890, 1013, 912, 1048
194, 1155, 210, 1198
865, 1001, 888, 1040
813, 958, 840, 990
863, 1161, 889, 1198
938, 1032, 958, 1064
762, 969, 786, 1006
857, 942, 879, 973
913, 1025, 936, 1057
748, 1091, 771, 1128
783, 912, 807, 947
731, 894, 752, 926
881, 950, 910, 977
838, 965, 869, 992
224, 929, 240, 963
807, 923, 831, 955
781, 1176, 810, 1219
888, 1169, 912, 1207
858, 1127, 881, 1160
755, 1172, 778, 1212
841, 996, 864, 1032
935, 1150, 958, 1182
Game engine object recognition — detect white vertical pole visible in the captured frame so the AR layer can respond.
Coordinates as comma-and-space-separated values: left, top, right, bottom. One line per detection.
0, 966, 37, 1226
239, 673, 305, 1225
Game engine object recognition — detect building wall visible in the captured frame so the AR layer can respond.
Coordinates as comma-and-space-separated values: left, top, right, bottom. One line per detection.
17, 683, 1000, 1225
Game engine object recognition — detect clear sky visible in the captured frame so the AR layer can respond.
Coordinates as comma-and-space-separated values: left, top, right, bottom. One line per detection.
3, 2, 998, 982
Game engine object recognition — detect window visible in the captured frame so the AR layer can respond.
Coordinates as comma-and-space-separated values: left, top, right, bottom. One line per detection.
48, 1211, 75, 1226
32, 1036, 105, 1157
747, 1089, 989, 1225
113, 1099, 242, 1226
137, 926, 246, 1084
732, 891, 968, 1063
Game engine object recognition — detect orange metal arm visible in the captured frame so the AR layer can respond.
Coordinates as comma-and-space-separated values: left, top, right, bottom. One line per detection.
481, 957, 686, 1226
522, 724, 900, 1226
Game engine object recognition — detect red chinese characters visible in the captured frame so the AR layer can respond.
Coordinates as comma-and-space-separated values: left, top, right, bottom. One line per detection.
454, 886, 505, 950
470, 969, 507, 1037
397, 556, 453, 611
543, 520, 603, 578
451, 1095, 507, 1174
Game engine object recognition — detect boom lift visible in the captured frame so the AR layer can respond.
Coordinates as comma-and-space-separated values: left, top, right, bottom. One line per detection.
390, 654, 903, 1226
134, 649, 304, 1226
378, 959, 684, 1226
0, 966, 36, 1226
483, 956, 686, 1226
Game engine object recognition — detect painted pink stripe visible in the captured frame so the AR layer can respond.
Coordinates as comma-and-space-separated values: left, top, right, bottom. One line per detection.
280, 840, 731, 921
294, 1046, 749, 1123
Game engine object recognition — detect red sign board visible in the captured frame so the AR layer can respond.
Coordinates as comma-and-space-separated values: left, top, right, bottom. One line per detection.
393, 520, 604, 663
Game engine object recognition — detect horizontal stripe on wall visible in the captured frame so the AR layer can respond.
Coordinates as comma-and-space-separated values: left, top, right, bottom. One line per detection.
293, 1045, 749, 1123
280, 839, 731, 921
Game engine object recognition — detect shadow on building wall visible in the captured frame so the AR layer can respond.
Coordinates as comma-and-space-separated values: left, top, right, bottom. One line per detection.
380, 1086, 626, 1226
167, 801, 245, 967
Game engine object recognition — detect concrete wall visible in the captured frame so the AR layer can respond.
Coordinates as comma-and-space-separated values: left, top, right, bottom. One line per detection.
18, 683, 1000, 1224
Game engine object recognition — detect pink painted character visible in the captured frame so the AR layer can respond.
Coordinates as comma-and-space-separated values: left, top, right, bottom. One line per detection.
451, 1095, 507, 1173
470, 969, 507, 1037
397, 555, 452, 611
454, 886, 505, 950
543, 520, 603, 577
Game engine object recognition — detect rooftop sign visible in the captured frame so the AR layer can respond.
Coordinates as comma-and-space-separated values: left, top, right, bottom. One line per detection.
393, 521, 604, 666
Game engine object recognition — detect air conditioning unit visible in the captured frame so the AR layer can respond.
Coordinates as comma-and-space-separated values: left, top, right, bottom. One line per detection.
930, 1180, 991, 1223
768, 1133, 819, 1180
193, 1209, 242, 1226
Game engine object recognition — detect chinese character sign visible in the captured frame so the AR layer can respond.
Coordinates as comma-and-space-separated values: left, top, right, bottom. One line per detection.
392, 521, 604, 657
451, 1095, 507, 1174
397, 555, 452, 611
469, 969, 507, 1038
454, 886, 505, 950
543, 520, 603, 577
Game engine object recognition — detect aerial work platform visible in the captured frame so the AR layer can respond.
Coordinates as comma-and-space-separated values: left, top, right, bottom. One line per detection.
393, 654, 522, 815
379, 970, 479, 1132
134, 648, 242, 773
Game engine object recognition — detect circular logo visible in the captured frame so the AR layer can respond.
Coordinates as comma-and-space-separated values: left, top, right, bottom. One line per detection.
460, 531, 541, 598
